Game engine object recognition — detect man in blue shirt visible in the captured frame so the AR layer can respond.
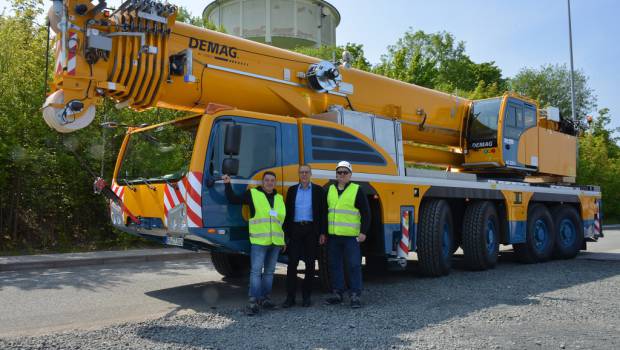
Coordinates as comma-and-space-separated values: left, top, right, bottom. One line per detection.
282, 164, 327, 307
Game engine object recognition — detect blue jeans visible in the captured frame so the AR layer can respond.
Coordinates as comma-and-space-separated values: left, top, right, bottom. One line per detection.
328, 235, 362, 296
249, 244, 281, 301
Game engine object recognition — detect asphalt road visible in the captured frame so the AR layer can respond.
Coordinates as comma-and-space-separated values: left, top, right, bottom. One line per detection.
0, 230, 618, 348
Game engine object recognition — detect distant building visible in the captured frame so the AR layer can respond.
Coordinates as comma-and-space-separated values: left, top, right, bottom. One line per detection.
203, 0, 340, 49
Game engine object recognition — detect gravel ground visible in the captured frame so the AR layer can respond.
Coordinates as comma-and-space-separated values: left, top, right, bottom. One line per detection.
1, 255, 619, 350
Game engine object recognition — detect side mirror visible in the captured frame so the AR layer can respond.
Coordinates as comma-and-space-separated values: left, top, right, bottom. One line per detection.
222, 158, 239, 176
224, 124, 242, 156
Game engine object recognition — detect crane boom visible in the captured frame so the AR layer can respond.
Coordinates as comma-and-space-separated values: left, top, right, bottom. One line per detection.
44, 0, 466, 147
43, 0, 577, 178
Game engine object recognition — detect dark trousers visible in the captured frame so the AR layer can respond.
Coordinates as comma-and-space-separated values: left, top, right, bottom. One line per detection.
286, 222, 318, 300
328, 235, 362, 296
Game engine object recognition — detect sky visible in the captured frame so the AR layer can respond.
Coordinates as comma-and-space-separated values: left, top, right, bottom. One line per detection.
3, 0, 618, 129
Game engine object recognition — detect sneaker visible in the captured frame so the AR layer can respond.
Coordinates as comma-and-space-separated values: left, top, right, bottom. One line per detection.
324, 293, 343, 305
282, 297, 296, 308
350, 294, 361, 309
246, 302, 259, 316
261, 298, 277, 309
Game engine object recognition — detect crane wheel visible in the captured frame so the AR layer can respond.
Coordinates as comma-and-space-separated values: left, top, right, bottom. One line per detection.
514, 204, 556, 263
462, 201, 500, 270
417, 199, 453, 277
211, 252, 249, 278
551, 205, 583, 259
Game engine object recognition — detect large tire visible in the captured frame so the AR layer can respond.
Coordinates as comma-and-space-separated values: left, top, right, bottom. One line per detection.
462, 201, 500, 270
551, 205, 584, 259
514, 204, 556, 263
211, 252, 250, 278
417, 199, 454, 277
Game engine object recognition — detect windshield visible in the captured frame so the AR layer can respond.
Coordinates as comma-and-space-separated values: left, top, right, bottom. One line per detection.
468, 98, 501, 148
117, 118, 200, 184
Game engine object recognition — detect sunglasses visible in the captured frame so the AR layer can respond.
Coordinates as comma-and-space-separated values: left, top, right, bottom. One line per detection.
336, 171, 350, 175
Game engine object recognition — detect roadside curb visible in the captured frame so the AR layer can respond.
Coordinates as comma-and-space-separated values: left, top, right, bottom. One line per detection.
603, 224, 620, 230
0, 248, 210, 272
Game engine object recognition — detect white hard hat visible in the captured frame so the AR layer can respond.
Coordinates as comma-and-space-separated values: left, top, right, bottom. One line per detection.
336, 161, 352, 172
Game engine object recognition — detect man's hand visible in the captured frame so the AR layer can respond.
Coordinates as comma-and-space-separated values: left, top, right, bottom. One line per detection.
319, 234, 327, 245
221, 174, 231, 184
357, 233, 367, 243
281, 244, 287, 253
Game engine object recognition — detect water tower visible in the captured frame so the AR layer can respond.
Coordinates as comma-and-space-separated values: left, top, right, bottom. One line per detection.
203, 0, 340, 49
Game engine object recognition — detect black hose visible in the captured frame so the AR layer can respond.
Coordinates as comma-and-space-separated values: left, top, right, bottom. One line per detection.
43, 19, 51, 98
345, 95, 355, 111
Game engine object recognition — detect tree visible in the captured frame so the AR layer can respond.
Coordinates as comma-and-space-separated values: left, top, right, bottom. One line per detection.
577, 108, 620, 221
294, 43, 371, 71
466, 81, 501, 100
373, 30, 506, 95
176, 6, 224, 32
509, 64, 596, 124
0, 0, 167, 252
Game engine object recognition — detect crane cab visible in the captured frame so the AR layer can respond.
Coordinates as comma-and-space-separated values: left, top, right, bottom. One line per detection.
463, 94, 577, 180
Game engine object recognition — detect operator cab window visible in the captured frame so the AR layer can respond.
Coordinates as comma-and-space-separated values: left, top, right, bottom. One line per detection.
504, 105, 524, 139
504, 101, 536, 140
209, 121, 277, 178
468, 98, 501, 148
524, 105, 537, 128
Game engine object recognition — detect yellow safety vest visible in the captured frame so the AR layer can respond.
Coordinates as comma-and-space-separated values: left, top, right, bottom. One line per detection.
249, 188, 286, 246
327, 183, 361, 236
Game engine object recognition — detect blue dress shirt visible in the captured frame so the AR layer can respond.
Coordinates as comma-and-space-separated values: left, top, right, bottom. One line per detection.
294, 183, 313, 222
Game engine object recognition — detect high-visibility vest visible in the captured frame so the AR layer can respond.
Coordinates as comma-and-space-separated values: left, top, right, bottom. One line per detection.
327, 183, 361, 236
248, 188, 286, 246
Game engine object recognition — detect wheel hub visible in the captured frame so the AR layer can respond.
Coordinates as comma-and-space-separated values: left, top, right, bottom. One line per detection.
534, 219, 548, 251
559, 219, 576, 246
486, 220, 496, 253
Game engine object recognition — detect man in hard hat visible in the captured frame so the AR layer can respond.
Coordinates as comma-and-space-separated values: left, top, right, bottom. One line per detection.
282, 164, 327, 308
324, 161, 371, 308
222, 171, 285, 316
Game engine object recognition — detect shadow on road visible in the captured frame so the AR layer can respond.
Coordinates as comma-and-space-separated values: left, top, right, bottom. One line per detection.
0, 258, 211, 292
137, 251, 620, 349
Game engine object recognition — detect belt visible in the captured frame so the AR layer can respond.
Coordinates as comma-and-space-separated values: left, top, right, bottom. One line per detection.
294, 221, 313, 226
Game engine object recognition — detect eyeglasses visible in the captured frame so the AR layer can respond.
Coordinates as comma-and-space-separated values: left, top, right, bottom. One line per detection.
336, 171, 350, 175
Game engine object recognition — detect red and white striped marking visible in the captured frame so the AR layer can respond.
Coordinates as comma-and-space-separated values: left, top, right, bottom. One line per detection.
398, 210, 410, 258
66, 31, 77, 75
163, 172, 203, 228
109, 182, 125, 221
163, 181, 184, 218
111, 182, 125, 201
54, 39, 63, 75
594, 200, 601, 237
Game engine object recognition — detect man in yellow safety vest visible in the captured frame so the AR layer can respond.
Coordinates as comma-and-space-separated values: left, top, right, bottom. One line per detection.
223, 171, 285, 316
324, 161, 371, 309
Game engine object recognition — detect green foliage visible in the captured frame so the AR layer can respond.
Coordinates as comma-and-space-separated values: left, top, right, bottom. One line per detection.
293, 43, 371, 71
176, 6, 225, 32
0, 0, 177, 253
373, 30, 506, 95
509, 64, 596, 124
464, 81, 501, 100
577, 109, 620, 221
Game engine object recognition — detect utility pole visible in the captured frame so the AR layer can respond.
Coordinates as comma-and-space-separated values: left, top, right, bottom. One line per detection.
567, 0, 577, 121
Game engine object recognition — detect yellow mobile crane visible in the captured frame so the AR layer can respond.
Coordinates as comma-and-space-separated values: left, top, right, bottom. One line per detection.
43, 0, 602, 281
